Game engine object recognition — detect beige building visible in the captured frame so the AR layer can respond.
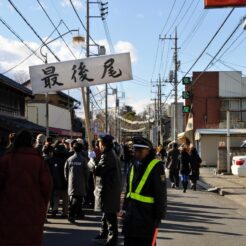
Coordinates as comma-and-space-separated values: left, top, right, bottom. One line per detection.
195, 129, 246, 166
24, 80, 81, 137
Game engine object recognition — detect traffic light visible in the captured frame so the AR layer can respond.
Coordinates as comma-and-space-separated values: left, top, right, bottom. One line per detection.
183, 106, 191, 113
182, 77, 191, 85
182, 91, 191, 99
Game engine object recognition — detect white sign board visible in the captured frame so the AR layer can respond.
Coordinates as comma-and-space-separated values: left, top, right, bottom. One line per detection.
29, 53, 132, 94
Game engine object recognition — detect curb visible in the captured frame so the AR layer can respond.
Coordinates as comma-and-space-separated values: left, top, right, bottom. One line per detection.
197, 179, 225, 196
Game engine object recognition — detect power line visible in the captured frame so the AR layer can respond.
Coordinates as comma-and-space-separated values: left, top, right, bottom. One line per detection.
160, 0, 177, 34
165, 0, 188, 35
158, 39, 166, 75
0, 17, 44, 62
175, 0, 196, 32
179, 8, 235, 82
181, 11, 208, 48
2, 23, 62, 74
217, 30, 244, 60
69, 0, 97, 45
7, 0, 60, 61
37, 0, 77, 59
150, 38, 160, 81
179, 0, 200, 38
163, 39, 171, 80
180, 17, 244, 98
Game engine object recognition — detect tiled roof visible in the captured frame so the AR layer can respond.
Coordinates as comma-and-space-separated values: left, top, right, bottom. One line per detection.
0, 114, 46, 133
0, 74, 32, 96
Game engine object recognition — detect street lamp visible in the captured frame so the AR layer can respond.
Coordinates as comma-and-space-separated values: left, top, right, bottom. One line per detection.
39, 29, 85, 137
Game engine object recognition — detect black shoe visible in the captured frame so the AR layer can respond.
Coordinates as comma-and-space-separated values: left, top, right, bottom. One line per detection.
68, 217, 75, 223
61, 214, 67, 219
93, 233, 108, 241
104, 240, 117, 246
51, 210, 58, 218
171, 183, 175, 188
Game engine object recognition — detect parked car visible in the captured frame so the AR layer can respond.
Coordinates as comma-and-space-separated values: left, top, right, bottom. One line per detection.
231, 156, 246, 176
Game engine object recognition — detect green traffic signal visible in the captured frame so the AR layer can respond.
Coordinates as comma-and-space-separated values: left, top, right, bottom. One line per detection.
182, 91, 191, 99
183, 106, 191, 113
182, 77, 191, 85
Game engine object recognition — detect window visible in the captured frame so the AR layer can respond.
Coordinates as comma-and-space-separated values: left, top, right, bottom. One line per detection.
220, 98, 245, 124
221, 100, 229, 110
230, 99, 240, 110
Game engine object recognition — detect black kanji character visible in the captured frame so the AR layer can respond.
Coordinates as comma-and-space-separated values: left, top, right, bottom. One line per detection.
71, 64, 77, 82
79, 62, 94, 82
101, 58, 122, 79
41, 66, 63, 88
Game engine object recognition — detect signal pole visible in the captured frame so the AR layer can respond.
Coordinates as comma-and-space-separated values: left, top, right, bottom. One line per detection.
160, 27, 179, 142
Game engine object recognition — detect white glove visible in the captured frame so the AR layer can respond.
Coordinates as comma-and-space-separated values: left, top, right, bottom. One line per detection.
88, 150, 96, 159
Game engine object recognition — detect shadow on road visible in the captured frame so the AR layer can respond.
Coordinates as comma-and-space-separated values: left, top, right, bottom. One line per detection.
158, 192, 244, 238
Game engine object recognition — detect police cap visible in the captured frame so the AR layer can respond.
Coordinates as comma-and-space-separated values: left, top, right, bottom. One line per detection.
132, 137, 153, 149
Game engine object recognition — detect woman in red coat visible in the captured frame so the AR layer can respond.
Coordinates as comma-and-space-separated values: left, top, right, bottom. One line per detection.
0, 130, 52, 246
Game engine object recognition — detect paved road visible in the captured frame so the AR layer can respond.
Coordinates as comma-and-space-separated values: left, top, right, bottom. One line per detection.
157, 187, 246, 246
43, 185, 246, 246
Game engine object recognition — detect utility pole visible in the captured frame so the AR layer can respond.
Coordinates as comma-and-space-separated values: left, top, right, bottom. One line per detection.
160, 27, 179, 142
105, 84, 108, 133
159, 74, 163, 145
86, 0, 90, 121
114, 89, 118, 140
174, 27, 178, 142
152, 77, 165, 145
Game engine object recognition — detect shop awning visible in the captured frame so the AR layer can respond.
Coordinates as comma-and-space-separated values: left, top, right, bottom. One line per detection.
49, 127, 82, 137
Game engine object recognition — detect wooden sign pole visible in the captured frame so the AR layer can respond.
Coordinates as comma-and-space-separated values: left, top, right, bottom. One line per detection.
81, 87, 93, 150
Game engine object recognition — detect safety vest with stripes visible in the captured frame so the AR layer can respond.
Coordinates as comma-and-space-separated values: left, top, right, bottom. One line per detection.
126, 159, 160, 204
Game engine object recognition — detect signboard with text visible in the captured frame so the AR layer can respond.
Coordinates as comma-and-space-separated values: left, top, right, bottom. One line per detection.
29, 53, 132, 94
205, 0, 246, 8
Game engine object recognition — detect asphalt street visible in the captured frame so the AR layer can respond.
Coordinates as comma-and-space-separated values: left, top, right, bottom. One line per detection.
43, 184, 246, 246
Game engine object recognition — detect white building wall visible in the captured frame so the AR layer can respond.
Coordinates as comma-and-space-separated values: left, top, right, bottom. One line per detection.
170, 102, 184, 139
27, 103, 71, 130
219, 71, 246, 97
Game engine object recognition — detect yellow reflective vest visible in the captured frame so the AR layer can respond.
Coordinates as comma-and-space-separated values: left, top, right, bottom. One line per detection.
126, 159, 160, 204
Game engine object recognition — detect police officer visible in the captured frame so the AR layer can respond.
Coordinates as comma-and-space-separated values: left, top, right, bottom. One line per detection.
122, 137, 167, 246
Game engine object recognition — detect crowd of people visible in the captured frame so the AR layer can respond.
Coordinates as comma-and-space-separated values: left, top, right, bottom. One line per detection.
165, 142, 202, 193
0, 128, 201, 245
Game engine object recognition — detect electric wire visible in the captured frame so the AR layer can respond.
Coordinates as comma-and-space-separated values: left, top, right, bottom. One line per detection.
160, 0, 177, 35
165, 0, 188, 35
175, 0, 196, 33
0, 17, 44, 62
37, 0, 77, 59
2, 22, 63, 74
178, 17, 243, 101
150, 38, 160, 82
181, 11, 208, 48
7, 0, 60, 61
178, 8, 235, 84
179, 0, 200, 37
69, 0, 97, 45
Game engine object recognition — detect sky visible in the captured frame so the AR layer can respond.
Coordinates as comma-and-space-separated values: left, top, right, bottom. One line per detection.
0, 0, 246, 115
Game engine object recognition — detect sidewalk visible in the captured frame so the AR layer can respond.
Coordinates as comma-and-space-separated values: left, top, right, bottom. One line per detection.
198, 167, 246, 208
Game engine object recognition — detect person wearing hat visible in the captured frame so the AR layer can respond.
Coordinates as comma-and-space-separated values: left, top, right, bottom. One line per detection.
122, 137, 167, 246
92, 135, 122, 246
166, 142, 180, 188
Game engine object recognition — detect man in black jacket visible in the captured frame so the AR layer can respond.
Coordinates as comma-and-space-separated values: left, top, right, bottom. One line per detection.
123, 137, 167, 246
166, 142, 180, 188
92, 135, 122, 246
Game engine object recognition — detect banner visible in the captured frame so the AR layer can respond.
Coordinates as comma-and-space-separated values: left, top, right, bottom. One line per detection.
29, 53, 132, 94
205, 0, 246, 8
121, 127, 146, 132
117, 115, 154, 125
